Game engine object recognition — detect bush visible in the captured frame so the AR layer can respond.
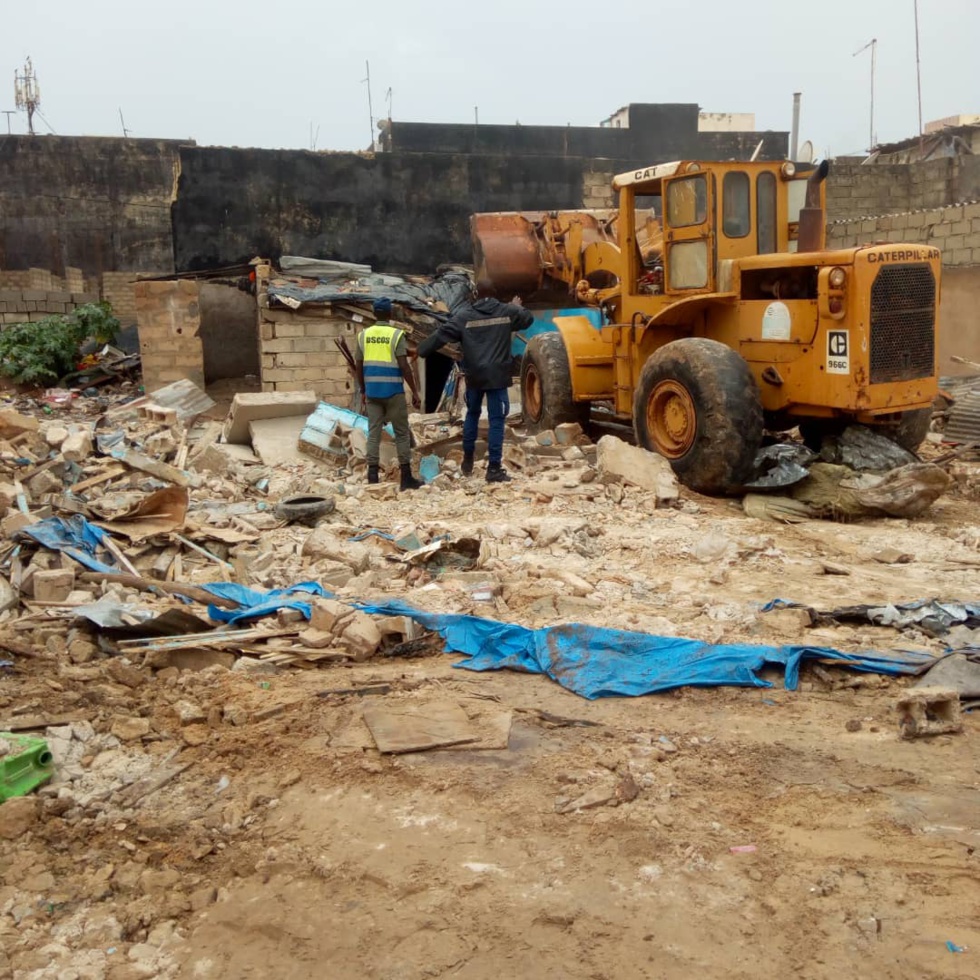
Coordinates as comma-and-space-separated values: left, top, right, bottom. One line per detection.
0, 302, 120, 385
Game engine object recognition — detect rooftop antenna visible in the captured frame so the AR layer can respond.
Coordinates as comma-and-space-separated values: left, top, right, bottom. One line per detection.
853, 38, 877, 152
14, 57, 40, 136
362, 60, 375, 151
914, 0, 924, 157
2, 110, 14, 134
118, 108, 130, 138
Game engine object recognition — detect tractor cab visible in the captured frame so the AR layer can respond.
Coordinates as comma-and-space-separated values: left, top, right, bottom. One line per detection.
611, 160, 819, 321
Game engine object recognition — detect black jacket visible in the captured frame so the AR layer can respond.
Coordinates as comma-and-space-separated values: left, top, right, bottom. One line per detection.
418, 298, 534, 391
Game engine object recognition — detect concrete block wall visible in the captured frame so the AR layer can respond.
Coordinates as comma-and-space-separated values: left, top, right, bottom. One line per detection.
134, 280, 205, 392
103, 272, 155, 325
827, 201, 980, 267
0, 288, 100, 326
581, 170, 616, 209
255, 266, 355, 399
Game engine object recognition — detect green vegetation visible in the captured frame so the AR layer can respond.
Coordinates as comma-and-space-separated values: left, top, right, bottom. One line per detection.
0, 302, 120, 385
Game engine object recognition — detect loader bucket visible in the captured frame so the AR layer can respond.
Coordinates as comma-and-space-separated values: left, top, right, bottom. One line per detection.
471, 212, 546, 296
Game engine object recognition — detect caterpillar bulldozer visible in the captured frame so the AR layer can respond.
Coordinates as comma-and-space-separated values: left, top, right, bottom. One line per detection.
471, 159, 940, 494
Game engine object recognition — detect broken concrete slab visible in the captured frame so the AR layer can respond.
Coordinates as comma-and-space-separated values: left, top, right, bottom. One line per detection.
596, 435, 680, 502
224, 392, 318, 445
363, 700, 479, 753
915, 654, 980, 698
248, 416, 307, 466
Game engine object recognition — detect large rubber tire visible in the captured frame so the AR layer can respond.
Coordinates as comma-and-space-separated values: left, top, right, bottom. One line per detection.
800, 409, 931, 454
877, 408, 932, 453
520, 332, 590, 433
633, 338, 763, 495
798, 419, 844, 452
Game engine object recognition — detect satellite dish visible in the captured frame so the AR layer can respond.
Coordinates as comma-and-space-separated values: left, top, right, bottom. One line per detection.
798, 140, 816, 163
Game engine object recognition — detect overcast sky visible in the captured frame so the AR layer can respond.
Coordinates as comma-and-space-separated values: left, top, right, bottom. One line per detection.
2, 0, 976, 158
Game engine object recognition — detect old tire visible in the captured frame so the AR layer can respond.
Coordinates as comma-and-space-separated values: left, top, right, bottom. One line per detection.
521, 332, 589, 433
877, 408, 932, 453
275, 494, 336, 526
798, 419, 844, 452
633, 338, 763, 495
800, 409, 932, 454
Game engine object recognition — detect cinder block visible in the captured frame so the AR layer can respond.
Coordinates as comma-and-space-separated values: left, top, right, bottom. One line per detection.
261, 338, 294, 353
270, 322, 306, 337
897, 687, 962, 739
33, 568, 75, 603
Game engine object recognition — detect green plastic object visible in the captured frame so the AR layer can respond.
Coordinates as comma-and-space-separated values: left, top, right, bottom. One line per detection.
0, 733, 54, 801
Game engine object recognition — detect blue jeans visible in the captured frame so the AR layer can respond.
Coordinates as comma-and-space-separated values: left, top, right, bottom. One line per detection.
464, 386, 509, 466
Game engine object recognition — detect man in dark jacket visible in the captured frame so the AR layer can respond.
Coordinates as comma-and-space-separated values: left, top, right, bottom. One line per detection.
418, 288, 534, 482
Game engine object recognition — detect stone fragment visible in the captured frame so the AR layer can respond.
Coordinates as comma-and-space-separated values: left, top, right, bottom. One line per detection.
595, 435, 680, 502
0, 797, 39, 840
301, 528, 371, 573
173, 700, 206, 725
61, 429, 93, 462
105, 658, 146, 688
309, 598, 354, 634
340, 613, 382, 661
111, 716, 151, 741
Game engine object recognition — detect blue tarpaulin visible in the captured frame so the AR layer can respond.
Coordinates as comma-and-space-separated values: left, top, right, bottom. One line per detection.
201, 585, 935, 700
18, 516, 118, 574
204, 582, 327, 625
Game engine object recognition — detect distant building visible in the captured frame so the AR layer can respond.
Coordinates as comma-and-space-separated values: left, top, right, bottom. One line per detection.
924, 114, 980, 135
601, 106, 757, 133
380, 103, 785, 166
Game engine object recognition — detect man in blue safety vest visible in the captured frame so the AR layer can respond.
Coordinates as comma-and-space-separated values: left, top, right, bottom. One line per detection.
355, 298, 422, 491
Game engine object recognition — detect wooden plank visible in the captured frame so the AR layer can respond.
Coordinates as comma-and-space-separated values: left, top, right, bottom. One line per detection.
77, 571, 238, 608
71, 465, 125, 493
362, 701, 480, 754
117, 627, 300, 651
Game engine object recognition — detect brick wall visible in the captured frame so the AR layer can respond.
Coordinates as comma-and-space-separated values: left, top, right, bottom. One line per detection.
134, 280, 205, 392
255, 265, 355, 399
0, 288, 100, 326
827, 201, 980, 267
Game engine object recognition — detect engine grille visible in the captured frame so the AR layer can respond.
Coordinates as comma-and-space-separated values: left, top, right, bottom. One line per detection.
869, 264, 936, 383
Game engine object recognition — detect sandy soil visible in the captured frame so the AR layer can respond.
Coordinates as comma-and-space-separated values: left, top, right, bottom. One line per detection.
1, 449, 978, 980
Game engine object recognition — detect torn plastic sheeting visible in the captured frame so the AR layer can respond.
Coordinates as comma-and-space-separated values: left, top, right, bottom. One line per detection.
762, 598, 980, 634
204, 582, 328, 624
198, 585, 935, 699
17, 516, 118, 574
742, 443, 817, 491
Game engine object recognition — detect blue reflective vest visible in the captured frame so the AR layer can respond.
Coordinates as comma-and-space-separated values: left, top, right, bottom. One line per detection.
359, 323, 405, 399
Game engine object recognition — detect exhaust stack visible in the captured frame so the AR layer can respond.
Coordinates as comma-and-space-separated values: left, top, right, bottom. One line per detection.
797, 159, 830, 253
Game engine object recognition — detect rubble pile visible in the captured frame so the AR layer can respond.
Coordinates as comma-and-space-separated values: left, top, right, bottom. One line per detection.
0, 369, 978, 976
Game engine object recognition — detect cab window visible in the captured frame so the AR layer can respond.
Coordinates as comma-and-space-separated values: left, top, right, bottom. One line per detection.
722, 171, 750, 238
666, 175, 707, 227
757, 172, 777, 254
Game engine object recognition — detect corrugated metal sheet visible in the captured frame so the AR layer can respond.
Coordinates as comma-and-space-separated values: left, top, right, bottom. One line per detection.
943, 377, 980, 445
144, 378, 216, 420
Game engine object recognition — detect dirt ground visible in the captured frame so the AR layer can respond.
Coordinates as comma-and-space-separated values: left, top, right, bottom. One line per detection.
1, 441, 979, 980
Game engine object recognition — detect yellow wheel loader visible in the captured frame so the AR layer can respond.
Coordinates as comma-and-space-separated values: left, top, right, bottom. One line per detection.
471, 160, 939, 494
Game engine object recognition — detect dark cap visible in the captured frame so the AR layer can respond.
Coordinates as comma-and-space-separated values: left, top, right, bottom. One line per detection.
373, 297, 393, 317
